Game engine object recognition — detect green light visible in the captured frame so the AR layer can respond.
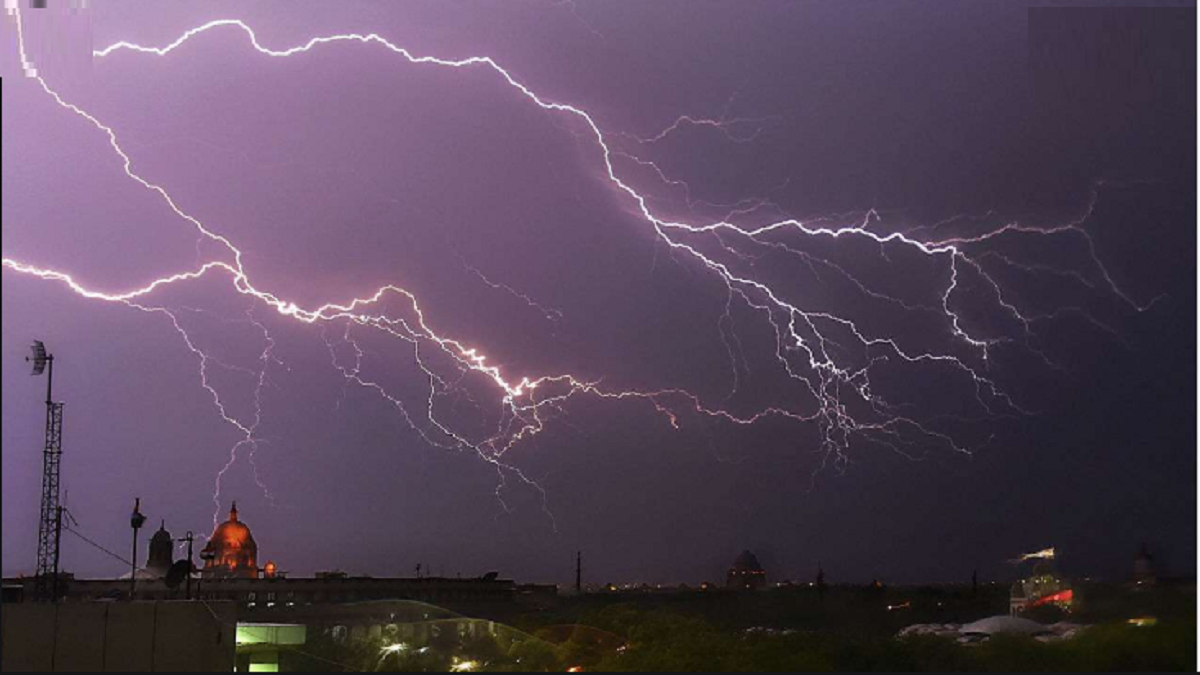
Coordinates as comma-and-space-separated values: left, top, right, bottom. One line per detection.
236, 623, 307, 646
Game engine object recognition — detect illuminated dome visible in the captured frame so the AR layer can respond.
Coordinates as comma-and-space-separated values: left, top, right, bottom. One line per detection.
201, 502, 258, 578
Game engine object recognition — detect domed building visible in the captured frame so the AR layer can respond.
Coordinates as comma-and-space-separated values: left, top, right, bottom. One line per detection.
145, 521, 174, 578
726, 550, 767, 590
1010, 558, 1073, 615
200, 502, 259, 579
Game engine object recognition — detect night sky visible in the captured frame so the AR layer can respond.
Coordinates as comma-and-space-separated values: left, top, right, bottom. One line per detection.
2, 1, 1195, 587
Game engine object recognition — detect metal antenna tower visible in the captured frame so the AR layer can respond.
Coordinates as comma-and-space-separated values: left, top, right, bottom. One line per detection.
27, 340, 63, 601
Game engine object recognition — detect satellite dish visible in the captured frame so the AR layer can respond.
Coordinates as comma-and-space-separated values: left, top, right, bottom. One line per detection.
27, 341, 48, 375
165, 560, 191, 589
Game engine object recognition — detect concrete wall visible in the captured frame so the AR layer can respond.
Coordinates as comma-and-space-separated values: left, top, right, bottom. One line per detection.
1, 601, 236, 672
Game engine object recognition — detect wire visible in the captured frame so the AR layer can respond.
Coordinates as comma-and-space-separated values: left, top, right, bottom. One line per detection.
63, 525, 145, 573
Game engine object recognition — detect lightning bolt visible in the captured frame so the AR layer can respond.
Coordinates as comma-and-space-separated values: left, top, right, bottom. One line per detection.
2, 8, 1157, 523
622, 93, 782, 145
454, 252, 564, 326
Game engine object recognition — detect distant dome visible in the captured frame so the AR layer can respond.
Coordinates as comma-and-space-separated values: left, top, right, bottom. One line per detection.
732, 550, 764, 571
146, 520, 174, 577
150, 523, 172, 546
201, 502, 258, 578
727, 550, 767, 590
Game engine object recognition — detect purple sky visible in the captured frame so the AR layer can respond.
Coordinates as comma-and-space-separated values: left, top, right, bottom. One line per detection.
2, 1, 1195, 586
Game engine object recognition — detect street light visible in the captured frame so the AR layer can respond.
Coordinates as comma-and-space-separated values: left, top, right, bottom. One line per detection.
129, 498, 146, 600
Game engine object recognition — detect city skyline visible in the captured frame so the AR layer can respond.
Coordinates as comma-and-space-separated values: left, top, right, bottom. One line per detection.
2, 1, 1195, 588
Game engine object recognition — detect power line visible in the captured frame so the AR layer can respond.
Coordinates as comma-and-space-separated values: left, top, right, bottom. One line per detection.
63, 525, 144, 573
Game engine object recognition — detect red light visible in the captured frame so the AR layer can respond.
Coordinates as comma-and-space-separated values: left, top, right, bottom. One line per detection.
1031, 589, 1073, 607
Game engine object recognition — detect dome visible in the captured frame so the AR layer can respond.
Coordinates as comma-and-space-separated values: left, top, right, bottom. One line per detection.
727, 550, 767, 590
211, 506, 256, 550
732, 550, 763, 571
146, 520, 174, 576
201, 502, 258, 578
150, 522, 172, 546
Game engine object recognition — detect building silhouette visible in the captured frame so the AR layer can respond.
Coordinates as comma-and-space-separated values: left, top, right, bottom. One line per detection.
726, 550, 766, 590
7, 500, 554, 612
145, 521, 174, 578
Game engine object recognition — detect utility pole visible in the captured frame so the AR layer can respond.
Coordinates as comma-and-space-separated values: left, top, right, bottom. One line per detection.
129, 498, 146, 600
575, 551, 582, 595
27, 341, 64, 602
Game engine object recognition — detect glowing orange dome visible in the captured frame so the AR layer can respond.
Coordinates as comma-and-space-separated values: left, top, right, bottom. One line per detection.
201, 502, 258, 578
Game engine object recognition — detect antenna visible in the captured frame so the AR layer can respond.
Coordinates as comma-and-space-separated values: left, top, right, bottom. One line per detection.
27, 340, 63, 602
27, 340, 48, 376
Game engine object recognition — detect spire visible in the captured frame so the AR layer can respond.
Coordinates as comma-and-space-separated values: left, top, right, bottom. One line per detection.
229, 501, 238, 522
